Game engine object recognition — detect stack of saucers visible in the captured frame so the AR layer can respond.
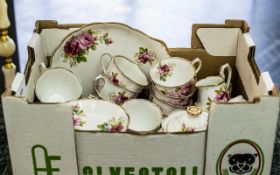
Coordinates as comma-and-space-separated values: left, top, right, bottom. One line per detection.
149, 57, 202, 115
94, 53, 149, 105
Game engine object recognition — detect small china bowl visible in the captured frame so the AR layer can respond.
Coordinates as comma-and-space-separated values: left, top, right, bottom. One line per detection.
94, 74, 138, 105
122, 99, 163, 133
69, 99, 129, 132
35, 67, 82, 103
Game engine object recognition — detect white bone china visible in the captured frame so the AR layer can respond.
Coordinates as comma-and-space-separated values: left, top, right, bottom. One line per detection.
101, 53, 148, 92
35, 63, 82, 103
94, 74, 138, 104
122, 99, 163, 133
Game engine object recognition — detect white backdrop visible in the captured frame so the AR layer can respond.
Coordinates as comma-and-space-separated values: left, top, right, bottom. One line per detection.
14, 0, 255, 71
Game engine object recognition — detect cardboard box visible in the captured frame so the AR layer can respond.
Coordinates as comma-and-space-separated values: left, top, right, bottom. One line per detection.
2, 20, 279, 175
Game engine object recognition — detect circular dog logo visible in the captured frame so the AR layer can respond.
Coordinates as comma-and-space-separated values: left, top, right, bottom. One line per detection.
216, 139, 264, 175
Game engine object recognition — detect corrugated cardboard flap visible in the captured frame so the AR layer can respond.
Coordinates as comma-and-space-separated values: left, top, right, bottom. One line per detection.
205, 96, 279, 174
2, 96, 79, 175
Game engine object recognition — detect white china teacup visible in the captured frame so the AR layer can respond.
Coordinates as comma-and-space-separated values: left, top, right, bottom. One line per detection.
122, 99, 163, 133
195, 63, 232, 109
150, 57, 202, 97
94, 74, 138, 104
35, 63, 82, 103
101, 53, 149, 92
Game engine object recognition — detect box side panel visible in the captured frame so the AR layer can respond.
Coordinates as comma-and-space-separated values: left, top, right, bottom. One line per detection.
205, 97, 279, 174
196, 28, 240, 56
41, 28, 80, 57
236, 32, 275, 101
2, 97, 79, 175
75, 132, 206, 175
191, 19, 250, 49
24, 33, 47, 101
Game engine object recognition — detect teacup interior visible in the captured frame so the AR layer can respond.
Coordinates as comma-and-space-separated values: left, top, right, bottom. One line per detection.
195, 76, 224, 87
36, 68, 82, 103
150, 58, 195, 87
122, 99, 162, 132
115, 56, 148, 86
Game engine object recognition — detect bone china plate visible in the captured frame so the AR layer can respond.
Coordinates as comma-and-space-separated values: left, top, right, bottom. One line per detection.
50, 22, 170, 96
69, 99, 129, 132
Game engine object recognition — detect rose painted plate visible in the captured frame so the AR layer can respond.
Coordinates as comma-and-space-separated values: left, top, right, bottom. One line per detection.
68, 99, 129, 132
50, 23, 170, 96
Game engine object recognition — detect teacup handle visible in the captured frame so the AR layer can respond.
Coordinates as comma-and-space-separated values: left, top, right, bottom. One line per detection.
39, 62, 47, 72
94, 75, 106, 97
219, 63, 232, 88
191, 58, 202, 74
100, 53, 113, 74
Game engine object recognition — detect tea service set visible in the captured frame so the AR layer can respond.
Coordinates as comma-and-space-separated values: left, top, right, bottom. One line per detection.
34, 48, 247, 134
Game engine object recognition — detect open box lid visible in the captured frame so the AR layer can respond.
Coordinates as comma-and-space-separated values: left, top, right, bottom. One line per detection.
189, 20, 279, 175
191, 19, 278, 101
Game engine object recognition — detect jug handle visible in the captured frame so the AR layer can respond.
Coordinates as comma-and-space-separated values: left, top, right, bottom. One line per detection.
100, 53, 113, 74
191, 58, 202, 74
219, 63, 232, 88
94, 75, 106, 97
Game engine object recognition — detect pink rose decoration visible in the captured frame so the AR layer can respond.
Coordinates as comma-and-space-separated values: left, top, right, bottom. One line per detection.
108, 72, 120, 86
111, 77, 119, 85
178, 82, 192, 96
215, 91, 230, 102
159, 64, 171, 76
138, 52, 151, 64
64, 39, 81, 56
109, 123, 124, 132
105, 38, 113, 45
63, 30, 113, 67
73, 115, 82, 126
77, 32, 94, 49
115, 95, 128, 104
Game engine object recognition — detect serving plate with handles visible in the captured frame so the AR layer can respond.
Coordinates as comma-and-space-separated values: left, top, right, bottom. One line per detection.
50, 22, 170, 96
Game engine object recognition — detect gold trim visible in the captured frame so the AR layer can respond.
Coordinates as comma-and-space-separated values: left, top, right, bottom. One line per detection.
0, 29, 8, 42
50, 22, 170, 66
0, 29, 14, 69
186, 105, 202, 116
4, 57, 13, 69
